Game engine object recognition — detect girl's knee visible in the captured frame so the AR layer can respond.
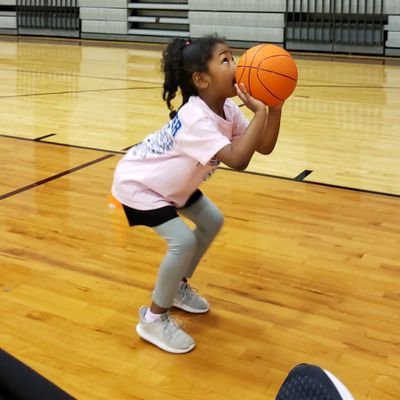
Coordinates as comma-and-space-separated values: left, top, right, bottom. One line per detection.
209, 208, 224, 233
211, 209, 224, 232
170, 230, 197, 255
198, 207, 224, 236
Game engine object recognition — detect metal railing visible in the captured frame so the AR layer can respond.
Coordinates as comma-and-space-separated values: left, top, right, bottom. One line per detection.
17, 0, 79, 32
286, 0, 385, 51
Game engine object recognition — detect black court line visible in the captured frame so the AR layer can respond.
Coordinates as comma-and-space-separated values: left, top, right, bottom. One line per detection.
0, 133, 125, 154
218, 167, 400, 198
0, 86, 161, 100
1, 134, 399, 199
121, 142, 141, 151
291, 53, 400, 66
34, 133, 56, 141
0, 67, 161, 85
0, 154, 115, 201
40, 139, 126, 154
297, 84, 400, 89
294, 170, 313, 181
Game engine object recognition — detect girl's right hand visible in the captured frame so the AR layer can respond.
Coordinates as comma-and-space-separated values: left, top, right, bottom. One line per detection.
235, 83, 266, 114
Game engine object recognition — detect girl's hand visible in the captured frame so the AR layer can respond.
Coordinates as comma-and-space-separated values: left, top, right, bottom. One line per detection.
235, 83, 266, 114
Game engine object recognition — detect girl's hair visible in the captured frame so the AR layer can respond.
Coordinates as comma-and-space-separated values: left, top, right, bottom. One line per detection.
161, 34, 226, 117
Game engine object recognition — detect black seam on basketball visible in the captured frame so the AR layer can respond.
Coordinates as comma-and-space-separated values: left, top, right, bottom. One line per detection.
254, 54, 297, 81
259, 69, 297, 81
247, 45, 268, 95
256, 54, 293, 64
259, 81, 282, 101
245, 65, 297, 82
256, 69, 283, 101
236, 52, 247, 84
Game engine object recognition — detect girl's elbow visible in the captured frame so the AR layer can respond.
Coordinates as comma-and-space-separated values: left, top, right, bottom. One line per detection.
262, 149, 273, 155
233, 160, 250, 171
260, 144, 276, 155
224, 159, 249, 171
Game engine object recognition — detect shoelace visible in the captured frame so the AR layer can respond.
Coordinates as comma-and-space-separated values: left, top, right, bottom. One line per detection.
180, 282, 198, 301
161, 314, 185, 340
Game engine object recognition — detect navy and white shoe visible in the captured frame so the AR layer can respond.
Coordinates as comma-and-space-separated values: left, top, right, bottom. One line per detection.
276, 363, 355, 400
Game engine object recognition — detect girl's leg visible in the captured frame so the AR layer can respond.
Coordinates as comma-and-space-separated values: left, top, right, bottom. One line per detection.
179, 194, 224, 278
136, 217, 197, 354
151, 217, 197, 310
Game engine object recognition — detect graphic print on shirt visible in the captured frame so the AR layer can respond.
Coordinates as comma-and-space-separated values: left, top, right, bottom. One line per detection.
196, 156, 220, 181
132, 116, 182, 158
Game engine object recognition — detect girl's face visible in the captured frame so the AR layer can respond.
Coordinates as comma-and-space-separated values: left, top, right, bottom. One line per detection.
206, 43, 237, 98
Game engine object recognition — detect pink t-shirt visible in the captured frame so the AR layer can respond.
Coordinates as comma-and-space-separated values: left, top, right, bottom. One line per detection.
111, 96, 249, 210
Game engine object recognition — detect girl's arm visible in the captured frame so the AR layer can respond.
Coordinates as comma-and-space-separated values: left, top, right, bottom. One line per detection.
256, 102, 284, 155
215, 83, 267, 171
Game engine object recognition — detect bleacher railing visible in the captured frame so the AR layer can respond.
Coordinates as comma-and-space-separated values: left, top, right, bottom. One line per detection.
286, 0, 385, 53
16, 0, 79, 32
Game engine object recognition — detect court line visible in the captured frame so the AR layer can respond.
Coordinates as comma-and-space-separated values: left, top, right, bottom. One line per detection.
0, 154, 115, 201
298, 84, 400, 89
294, 170, 313, 181
219, 167, 400, 199
1, 67, 397, 91
0, 133, 125, 154
0, 67, 161, 85
34, 133, 56, 141
1, 134, 399, 199
4, 35, 398, 66
0, 86, 161, 99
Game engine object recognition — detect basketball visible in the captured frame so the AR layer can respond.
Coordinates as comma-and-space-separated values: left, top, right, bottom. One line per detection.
235, 44, 298, 106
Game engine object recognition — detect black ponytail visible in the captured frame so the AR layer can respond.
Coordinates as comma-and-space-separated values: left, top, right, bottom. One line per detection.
161, 38, 188, 114
161, 34, 226, 116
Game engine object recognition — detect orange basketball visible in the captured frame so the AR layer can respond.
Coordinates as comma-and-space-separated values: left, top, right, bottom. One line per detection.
235, 44, 298, 106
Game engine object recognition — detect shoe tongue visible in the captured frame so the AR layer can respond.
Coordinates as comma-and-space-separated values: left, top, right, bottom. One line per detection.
160, 312, 169, 322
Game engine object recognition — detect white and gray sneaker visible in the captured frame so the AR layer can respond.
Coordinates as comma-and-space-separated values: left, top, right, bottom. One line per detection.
173, 282, 209, 313
136, 306, 195, 354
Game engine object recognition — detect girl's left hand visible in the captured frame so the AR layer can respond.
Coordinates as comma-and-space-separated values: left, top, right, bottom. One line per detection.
235, 83, 266, 114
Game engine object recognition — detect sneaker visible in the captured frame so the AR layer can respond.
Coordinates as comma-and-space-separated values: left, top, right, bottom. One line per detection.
276, 363, 355, 400
136, 306, 195, 354
172, 281, 209, 313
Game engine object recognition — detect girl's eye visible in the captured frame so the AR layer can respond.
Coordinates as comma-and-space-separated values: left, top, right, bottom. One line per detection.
222, 57, 229, 63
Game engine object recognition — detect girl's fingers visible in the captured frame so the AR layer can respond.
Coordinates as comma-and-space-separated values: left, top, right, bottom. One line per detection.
236, 84, 250, 102
239, 82, 247, 94
235, 85, 246, 101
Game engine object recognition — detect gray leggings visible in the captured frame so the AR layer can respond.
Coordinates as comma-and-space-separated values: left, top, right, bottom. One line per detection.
152, 195, 224, 308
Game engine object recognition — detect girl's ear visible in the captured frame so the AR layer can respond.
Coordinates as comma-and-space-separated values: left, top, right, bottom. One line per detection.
192, 71, 210, 90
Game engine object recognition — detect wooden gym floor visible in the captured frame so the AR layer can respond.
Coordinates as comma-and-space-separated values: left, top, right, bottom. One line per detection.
0, 36, 399, 400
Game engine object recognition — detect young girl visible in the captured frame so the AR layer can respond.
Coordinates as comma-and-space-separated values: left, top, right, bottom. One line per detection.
111, 35, 284, 354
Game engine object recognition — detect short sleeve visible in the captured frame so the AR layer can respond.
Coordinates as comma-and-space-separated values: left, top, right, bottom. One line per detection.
175, 116, 231, 166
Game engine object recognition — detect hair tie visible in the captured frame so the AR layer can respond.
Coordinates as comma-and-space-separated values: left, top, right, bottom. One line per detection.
184, 39, 192, 47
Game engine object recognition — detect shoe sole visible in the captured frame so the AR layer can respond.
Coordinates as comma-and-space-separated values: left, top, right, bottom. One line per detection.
136, 323, 195, 354
323, 369, 355, 400
172, 300, 209, 314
